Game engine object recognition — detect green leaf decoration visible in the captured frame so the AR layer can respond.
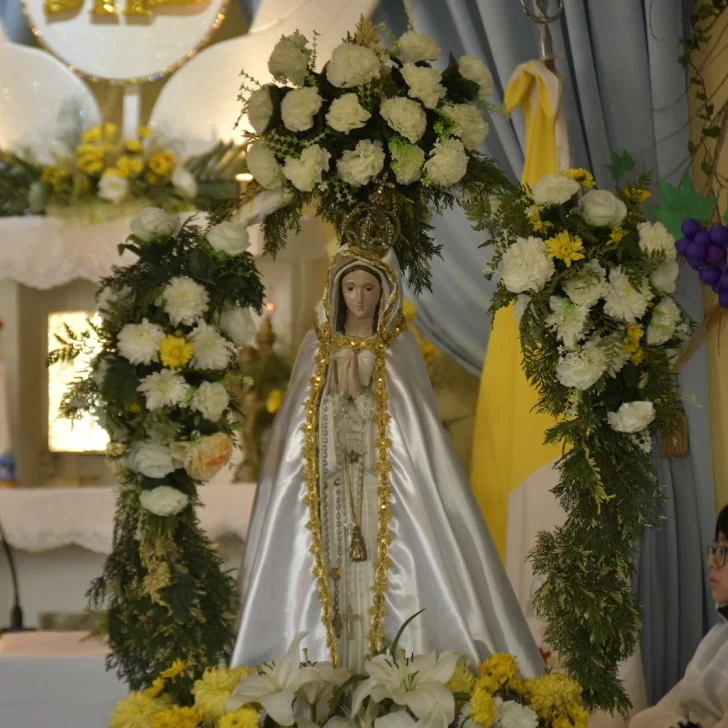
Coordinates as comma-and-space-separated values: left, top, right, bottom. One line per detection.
652, 171, 717, 239
723, 207, 728, 225
608, 150, 636, 183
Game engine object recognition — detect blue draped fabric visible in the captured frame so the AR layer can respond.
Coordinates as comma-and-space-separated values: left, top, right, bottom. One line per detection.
0, 0, 32, 43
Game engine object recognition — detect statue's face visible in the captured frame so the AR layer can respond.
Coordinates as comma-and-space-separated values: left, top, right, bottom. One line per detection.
341, 269, 381, 321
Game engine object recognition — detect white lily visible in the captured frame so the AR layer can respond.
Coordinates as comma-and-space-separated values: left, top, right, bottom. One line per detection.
352, 652, 460, 728
300, 660, 352, 707
226, 632, 320, 725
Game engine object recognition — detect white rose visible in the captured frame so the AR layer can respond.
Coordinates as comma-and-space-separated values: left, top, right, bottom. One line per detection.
651, 259, 680, 294
513, 294, 531, 323
220, 306, 256, 347
326, 93, 371, 133
139, 485, 189, 517
563, 259, 608, 307
28, 181, 46, 212
98, 172, 129, 205
247, 86, 274, 135
647, 297, 681, 346
398, 31, 440, 63
638, 221, 677, 261
579, 189, 627, 227
171, 166, 198, 199
123, 441, 178, 478
281, 87, 323, 132
380, 97, 427, 143
607, 401, 655, 434
603, 267, 653, 322
191, 381, 230, 422
458, 55, 494, 99
207, 221, 250, 256
337, 140, 385, 187
283, 144, 331, 192
246, 142, 283, 190
401, 62, 446, 109
443, 104, 489, 150
501, 236, 555, 294
268, 31, 311, 86
531, 173, 580, 206
556, 338, 607, 390
425, 138, 469, 187
162, 277, 210, 326
130, 207, 181, 243
390, 143, 425, 185
117, 319, 165, 365
326, 43, 381, 88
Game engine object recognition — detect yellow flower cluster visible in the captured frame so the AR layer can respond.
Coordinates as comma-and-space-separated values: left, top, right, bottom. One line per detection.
469, 685, 496, 728
477, 652, 519, 693
563, 168, 595, 189
546, 231, 585, 268
220, 707, 261, 728
266, 388, 285, 414
621, 186, 651, 203
609, 226, 627, 245
528, 206, 553, 233
621, 323, 645, 365
160, 658, 188, 680
148, 151, 176, 180
149, 706, 202, 728
192, 665, 255, 724
446, 661, 476, 695
40, 165, 70, 190
160, 335, 194, 369
109, 691, 168, 728
524, 672, 587, 728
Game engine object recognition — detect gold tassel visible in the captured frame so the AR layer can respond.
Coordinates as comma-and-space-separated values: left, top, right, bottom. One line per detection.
660, 411, 689, 459
349, 525, 367, 562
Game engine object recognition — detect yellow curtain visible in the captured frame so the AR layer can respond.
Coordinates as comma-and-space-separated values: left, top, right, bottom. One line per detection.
470, 61, 567, 560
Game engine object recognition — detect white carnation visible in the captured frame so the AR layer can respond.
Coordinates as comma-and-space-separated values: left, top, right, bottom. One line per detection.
326, 93, 371, 133
191, 381, 230, 422
207, 221, 250, 256
189, 320, 233, 370
337, 140, 385, 187
513, 294, 531, 323
501, 236, 555, 294
458, 55, 494, 99
380, 97, 427, 143
139, 486, 189, 517
531, 173, 580, 207
556, 337, 607, 390
123, 441, 178, 478
327, 43, 381, 88
401, 62, 446, 109
579, 189, 627, 227
647, 297, 681, 346
603, 267, 653, 322
638, 221, 677, 261
162, 277, 210, 326
283, 144, 331, 192
425, 138, 468, 187
545, 296, 590, 349
130, 207, 181, 242
138, 369, 190, 410
171, 166, 198, 199
651, 259, 680, 294
247, 86, 274, 134
607, 401, 655, 434
563, 259, 608, 307
390, 143, 425, 185
443, 103, 489, 150
281, 87, 323, 132
98, 172, 129, 204
246, 142, 283, 190
268, 31, 311, 86
495, 699, 538, 728
398, 30, 440, 63
117, 319, 165, 365
220, 306, 256, 347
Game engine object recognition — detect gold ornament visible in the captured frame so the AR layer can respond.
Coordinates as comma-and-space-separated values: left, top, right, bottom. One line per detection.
341, 185, 400, 257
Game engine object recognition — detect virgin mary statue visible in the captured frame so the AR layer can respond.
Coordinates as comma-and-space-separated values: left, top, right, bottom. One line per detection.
231, 234, 542, 676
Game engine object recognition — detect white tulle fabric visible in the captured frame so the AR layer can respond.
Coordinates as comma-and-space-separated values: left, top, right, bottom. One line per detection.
231, 247, 543, 675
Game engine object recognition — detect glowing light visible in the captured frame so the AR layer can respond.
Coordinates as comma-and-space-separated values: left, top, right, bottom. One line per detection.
265, 301, 275, 313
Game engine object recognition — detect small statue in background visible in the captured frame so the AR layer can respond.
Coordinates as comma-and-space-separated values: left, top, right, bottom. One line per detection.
232, 317, 292, 482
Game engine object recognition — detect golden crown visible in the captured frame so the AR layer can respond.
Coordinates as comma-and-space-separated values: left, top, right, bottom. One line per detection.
340, 184, 400, 257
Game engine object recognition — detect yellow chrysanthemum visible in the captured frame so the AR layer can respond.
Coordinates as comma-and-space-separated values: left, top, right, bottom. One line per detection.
160, 335, 194, 369
220, 707, 261, 728
609, 226, 627, 245
146, 171, 160, 185
469, 686, 496, 728
569, 703, 591, 727
622, 324, 645, 364
143, 677, 166, 699
402, 298, 418, 324
116, 154, 144, 178
446, 662, 476, 695
159, 658, 188, 680
506, 677, 527, 694
528, 207, 553, 233
82, 125, 102, 143
148, 151, 176, 177
479, 652, 519, 685
473, 673, 500, 695
125, 139, 145, 154
75, 144, 106, 175
149, 705, 201, 728
525, 673, 584, 723
104, 122, 119, 141
192, 666, 254, 724
109, 691, 166, 728
266, 388, 284, 414
563, 168, 595, 190
40, 166, 71, 190
621, 186, 651, 203
546, 231, 585, 268
138, 125, 152, 139
552, 718, 573, 728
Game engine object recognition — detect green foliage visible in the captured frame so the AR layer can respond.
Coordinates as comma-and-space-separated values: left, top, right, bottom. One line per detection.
652, 172, 717, 239
608, 151, 636, 183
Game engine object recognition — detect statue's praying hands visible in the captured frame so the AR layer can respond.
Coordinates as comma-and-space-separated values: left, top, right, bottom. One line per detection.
338, 349, 363, 399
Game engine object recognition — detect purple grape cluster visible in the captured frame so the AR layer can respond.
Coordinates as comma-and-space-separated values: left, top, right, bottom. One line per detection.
677, 218, 728, 307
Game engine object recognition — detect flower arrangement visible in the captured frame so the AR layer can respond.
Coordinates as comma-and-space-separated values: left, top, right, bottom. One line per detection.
0, 122, 246, 218
238, 17, 508, 292
48, 204, 264, 688
109, 625, 586, 728
471, 164, 688, 712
